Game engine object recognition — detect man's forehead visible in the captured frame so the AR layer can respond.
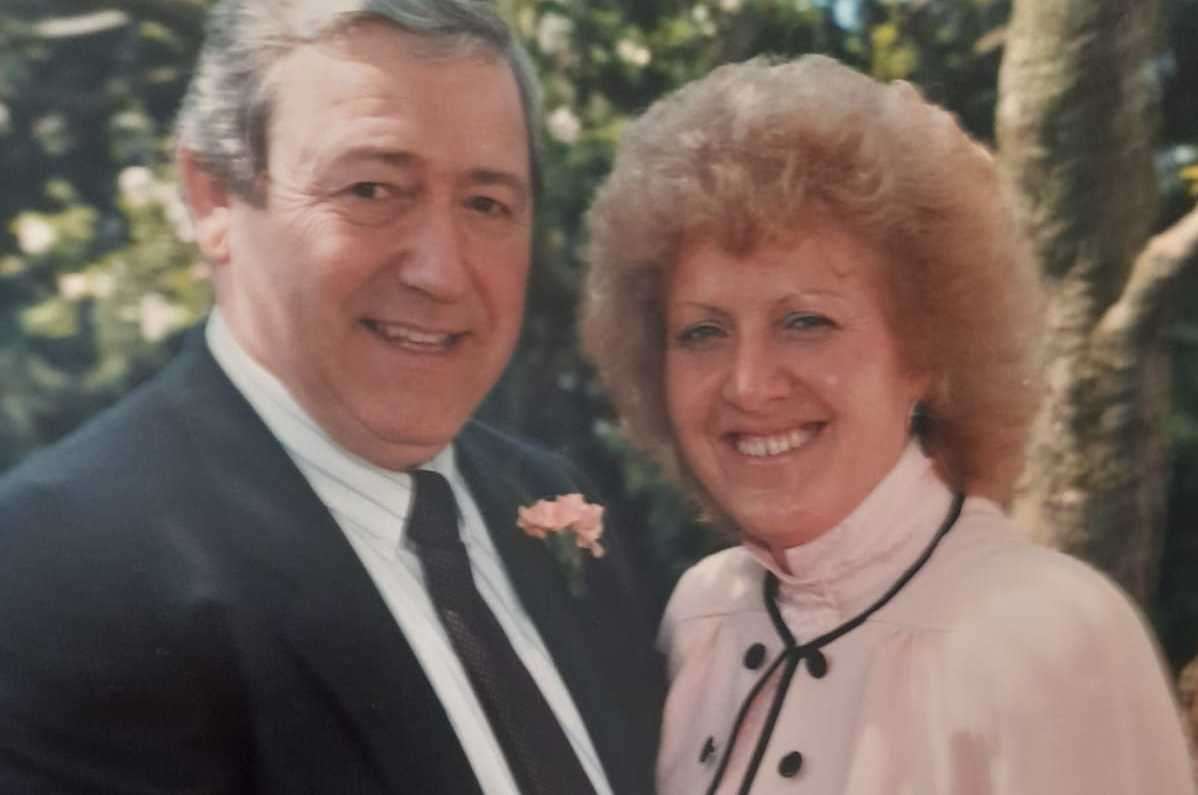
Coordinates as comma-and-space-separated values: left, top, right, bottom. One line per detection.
314, 16, 501, 63
266, 54, 530, 192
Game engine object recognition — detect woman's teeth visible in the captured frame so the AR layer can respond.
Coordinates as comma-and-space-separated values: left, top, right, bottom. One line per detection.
735, 427, 817, 458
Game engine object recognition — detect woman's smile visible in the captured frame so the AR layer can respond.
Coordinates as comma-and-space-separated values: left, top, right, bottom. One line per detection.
726, 425, 822, 459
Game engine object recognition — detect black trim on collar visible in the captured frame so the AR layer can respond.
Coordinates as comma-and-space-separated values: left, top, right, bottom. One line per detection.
704, 492, 965, 795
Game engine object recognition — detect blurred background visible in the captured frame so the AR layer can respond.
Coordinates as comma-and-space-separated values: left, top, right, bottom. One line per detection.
2, 0, 1196, 730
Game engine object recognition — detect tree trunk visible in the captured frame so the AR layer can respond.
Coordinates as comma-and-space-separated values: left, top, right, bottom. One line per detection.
1180, 655, 1198, 778
997, 0, 1198, 760
997, 0, 1166, 602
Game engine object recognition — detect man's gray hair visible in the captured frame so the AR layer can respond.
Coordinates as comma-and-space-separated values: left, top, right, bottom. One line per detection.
175, 0, 543, 200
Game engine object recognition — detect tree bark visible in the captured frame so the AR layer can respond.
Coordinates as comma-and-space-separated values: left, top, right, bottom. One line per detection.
998, 0, 1198, 759
997, 0, 1171, 604
1179, 654, 1198, 775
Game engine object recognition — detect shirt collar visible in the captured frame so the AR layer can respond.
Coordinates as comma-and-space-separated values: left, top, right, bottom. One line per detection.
743, 441, 955, 619
205, 309, 458, 554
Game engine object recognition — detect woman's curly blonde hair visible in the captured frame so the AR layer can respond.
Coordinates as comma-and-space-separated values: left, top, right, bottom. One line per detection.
580, 54, 1043, 504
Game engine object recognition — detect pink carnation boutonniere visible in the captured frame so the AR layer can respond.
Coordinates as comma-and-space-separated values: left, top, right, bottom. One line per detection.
517, 494, 606, 596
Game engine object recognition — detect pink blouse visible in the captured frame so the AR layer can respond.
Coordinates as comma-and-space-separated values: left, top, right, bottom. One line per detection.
658, 445, 1194, 794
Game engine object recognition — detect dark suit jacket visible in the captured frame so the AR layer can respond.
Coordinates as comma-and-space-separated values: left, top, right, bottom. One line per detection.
0, 333, 663, 794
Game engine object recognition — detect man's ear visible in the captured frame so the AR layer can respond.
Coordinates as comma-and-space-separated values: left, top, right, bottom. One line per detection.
177, 147, 232, 265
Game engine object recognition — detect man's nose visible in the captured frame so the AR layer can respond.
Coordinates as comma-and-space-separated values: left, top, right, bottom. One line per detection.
396, 207, 470, 301
721, 338, 791, 410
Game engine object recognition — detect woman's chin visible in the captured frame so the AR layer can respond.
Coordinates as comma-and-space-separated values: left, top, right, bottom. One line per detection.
735, 506, 836, 550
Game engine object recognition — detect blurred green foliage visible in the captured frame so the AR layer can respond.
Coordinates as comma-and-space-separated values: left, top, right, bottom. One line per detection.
1, 0, 1196, 660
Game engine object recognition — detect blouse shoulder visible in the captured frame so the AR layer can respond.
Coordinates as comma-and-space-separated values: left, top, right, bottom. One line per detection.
901, 501, 1195, 793
656, 546, 766, 654
663, 547, 763, 622
906, 498, 1163, 676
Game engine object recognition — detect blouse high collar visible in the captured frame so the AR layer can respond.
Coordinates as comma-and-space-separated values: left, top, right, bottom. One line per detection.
743, 442, 955, 621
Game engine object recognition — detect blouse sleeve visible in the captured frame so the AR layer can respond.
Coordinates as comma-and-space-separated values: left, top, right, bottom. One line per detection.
943, 552, 1193, 795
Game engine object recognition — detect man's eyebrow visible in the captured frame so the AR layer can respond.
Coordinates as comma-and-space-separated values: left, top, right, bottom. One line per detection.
329, 148, 418, 168
323, 153, 527, 193
466, 168, 530, 197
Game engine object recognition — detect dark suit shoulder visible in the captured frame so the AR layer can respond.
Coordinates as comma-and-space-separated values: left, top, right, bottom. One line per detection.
0, 354, 196, 514
460, 419, 600, 498
0, 356, 253, 792
461, 419, 574, 466
0, 346, 239, 641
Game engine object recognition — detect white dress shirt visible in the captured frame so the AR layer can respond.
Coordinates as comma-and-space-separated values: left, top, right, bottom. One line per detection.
658, 443, 1195, 795
206, 311, 613, 795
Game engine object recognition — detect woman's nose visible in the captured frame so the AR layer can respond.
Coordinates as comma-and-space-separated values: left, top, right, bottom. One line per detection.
721, 338, 791, 410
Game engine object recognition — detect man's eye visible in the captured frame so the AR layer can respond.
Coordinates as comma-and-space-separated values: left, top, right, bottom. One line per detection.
465, 195, 511, 217
348, 182, 389, 200
335, 182, 412, 227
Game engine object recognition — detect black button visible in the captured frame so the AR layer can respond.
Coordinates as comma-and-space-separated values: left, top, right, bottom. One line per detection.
778, 750, 804, 777
743, 642, 767, 670
804, 648, 828, 679
699, 736, 716, 764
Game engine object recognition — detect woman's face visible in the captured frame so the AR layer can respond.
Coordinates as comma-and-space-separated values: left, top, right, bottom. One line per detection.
663, 221, 928, 551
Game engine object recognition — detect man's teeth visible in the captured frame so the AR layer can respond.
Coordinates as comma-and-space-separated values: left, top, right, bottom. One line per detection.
369, 321, 453, 346
735, 428, 816, 458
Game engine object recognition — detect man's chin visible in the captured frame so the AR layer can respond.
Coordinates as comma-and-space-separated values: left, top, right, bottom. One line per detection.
351, 438, 451, 472
313, 410, 461, 471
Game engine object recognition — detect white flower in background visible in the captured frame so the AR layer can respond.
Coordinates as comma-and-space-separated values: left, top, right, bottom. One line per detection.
118, 166, 156, 208
691, 4, 716, 35
0, 103, 11, 136
33, 114, 70, 156
517, 7, 537, 38
719, 0, 743, 11
58, 272, 92, 301
547, 106, 582, 145
163, 190, 195, 242
92, 271, 115, 299
139, 292, 185, 343
14, 215, 57, 256
536, 13, 573, 55
118, 166, 196, 241
616, 39, 652, 68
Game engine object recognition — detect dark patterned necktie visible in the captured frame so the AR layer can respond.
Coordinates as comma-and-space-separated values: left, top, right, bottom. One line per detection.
407, 469, 599, 795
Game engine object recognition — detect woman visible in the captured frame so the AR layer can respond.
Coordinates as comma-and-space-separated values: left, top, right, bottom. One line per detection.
581, 55, 1195, 794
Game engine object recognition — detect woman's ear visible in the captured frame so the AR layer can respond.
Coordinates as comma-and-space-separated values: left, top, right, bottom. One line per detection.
176, 147, 231, 265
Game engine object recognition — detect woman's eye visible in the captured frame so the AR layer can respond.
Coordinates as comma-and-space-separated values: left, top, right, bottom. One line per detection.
783, 312, 834, 332
674, 323, 725, 347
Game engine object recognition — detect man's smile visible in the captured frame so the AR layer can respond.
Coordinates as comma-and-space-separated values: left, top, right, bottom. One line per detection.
360, 318, 466, 352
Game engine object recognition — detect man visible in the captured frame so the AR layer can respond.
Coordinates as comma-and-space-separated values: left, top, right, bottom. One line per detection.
0, 1, 662, 792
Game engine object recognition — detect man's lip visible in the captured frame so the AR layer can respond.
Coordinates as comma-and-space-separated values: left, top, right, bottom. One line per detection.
360, 319, 467, 347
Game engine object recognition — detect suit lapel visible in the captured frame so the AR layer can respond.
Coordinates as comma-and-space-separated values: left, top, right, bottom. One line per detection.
161, 335, 483, 795
455, 424, 633, 791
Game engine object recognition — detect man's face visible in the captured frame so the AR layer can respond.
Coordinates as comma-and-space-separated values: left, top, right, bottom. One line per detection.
219, 24, 532, 470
